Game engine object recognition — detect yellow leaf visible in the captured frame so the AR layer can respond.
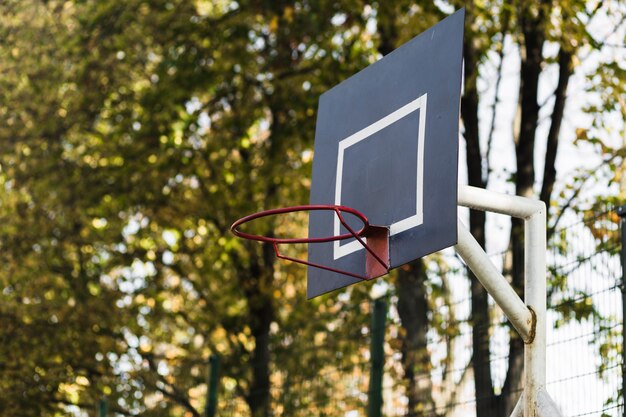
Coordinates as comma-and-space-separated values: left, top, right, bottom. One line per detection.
283, 6, 294, 23
269, 16, 279, 33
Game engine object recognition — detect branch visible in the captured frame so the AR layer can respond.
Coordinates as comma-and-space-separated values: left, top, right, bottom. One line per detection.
153, 384, 202, 417
205, 8, 241, 26
484, 9, 511, 185
462, 36, 485, 190
145, 356, 202, 417
275, 63, 319, 80
539, 48, 573, 213
549, 153, 618, 236
582, 6, 626, 50
435, 357, 472, 414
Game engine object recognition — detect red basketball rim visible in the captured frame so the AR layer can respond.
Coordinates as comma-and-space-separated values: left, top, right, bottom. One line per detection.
230, 204, 370, 244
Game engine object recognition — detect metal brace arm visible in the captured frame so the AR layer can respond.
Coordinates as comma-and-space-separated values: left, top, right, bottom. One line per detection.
456, 185, 562, 417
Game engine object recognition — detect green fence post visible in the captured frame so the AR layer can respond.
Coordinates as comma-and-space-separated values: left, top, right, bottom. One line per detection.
368, 298, 387, 417
206, 354, 220, 417
617, 205, 626, 417
98, 398, 107, 417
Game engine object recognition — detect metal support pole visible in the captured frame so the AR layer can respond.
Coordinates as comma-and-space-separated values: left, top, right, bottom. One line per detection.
524, 203, 547, 416
206, 354, 220, 417
511, 389, 562, 417
98, 398, 107, 417
367, 298, 386, 417
456, 220, 534, 342
616, 205, 626, 417
457, 185, 559, 417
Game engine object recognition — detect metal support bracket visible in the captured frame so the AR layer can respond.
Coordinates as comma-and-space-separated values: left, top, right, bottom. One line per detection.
456, 185, 563, 417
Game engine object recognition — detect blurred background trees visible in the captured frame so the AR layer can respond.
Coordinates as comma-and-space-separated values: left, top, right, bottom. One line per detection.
0, 1, 624, 416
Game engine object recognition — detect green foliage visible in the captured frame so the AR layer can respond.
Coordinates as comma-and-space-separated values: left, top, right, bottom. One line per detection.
0, 0, 380, 415
1, 0, 624, 415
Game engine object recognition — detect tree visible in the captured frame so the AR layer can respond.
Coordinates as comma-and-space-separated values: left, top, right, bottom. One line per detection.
366, 1, 624, 415
457, 0, 623, 414
1, 1, 375, 415
2, 1, 623, 416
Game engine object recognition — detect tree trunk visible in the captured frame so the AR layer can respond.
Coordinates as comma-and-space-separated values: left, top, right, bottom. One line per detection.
247, 299, 273, 417
501, 3, 549, 414
461, 6, 494, 415
375, 9, 437, 416
243, 242, 276, 417
541, 48, 573, 226
396, 261, 436, 416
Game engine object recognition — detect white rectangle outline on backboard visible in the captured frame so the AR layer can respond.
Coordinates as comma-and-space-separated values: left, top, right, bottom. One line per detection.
333, 93, 427, 260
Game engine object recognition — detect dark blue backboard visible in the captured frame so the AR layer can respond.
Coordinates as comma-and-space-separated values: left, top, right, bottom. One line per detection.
308, 9, 464, 298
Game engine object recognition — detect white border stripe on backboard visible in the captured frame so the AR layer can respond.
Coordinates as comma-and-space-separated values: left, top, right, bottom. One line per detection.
333, 93, 427, 260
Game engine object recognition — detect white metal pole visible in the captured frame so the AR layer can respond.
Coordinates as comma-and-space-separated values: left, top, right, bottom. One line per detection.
511, 389, 563, 417
455, 219, 533, 343
511, 393, 523, 417
458, 185, 543, 219
524, 204, 547, 416
537, 388, 562, 416
457, 185, 555, 417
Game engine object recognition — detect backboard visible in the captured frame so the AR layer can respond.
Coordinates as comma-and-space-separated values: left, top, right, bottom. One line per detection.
307, 9, 464, 298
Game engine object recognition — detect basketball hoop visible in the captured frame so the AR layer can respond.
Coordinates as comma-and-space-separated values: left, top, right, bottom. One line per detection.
230, 205, 389, 280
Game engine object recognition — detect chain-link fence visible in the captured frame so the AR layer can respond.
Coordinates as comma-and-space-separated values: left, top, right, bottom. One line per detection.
382, 207, 623, 416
